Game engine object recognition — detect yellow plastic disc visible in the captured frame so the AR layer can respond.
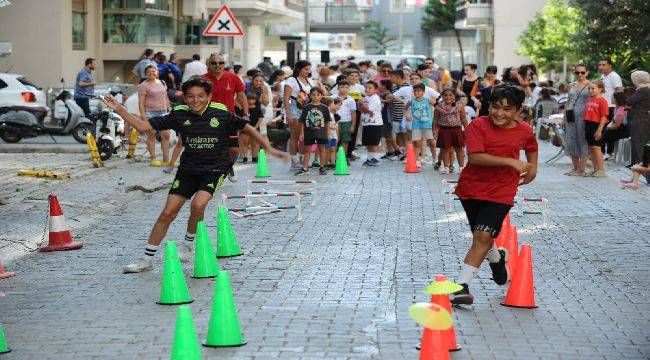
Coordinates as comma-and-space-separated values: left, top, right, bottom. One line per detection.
423, 279, 464, 295
408, 302, 454, 330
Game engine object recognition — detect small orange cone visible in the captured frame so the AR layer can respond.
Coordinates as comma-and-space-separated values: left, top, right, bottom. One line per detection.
40, 194, 83, 252
494, 227, 508, 248
419, 328, 450, 360
404, 143, 419, 173
500, 225, 519, 278
501, 244, 537, 308
428, 275, 461, 352
503, 213, 511, 232
0, 263, 15, 280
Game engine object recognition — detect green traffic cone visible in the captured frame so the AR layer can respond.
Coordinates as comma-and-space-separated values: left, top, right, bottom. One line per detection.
158, 241, 193, 305
192, 221, 221, 279
202, 271, 246, 348
216, 206, 243, 258
0, 324, 10, 354
334, 146, 349, 175
255, 148, 270, 178
171, 306, 202, 360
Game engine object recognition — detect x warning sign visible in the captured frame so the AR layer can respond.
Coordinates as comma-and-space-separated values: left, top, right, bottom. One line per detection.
203, 4, 245, 36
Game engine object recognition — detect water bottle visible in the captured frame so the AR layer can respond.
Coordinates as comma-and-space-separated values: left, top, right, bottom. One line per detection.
118, 177, 126, 194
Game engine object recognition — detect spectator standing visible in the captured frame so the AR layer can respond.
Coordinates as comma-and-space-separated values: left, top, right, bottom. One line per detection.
601, 92, 630, 160
425, 58, 441, 90
627, 71, 650, 165
563, 64, 591, 176
168, 53, 181, 89
478, 65, 499, 116
372, 63, 393, 84
138, 65, 172, 167
458, 63, 482, 110
284, 61, 316, 169
582, 81, 609, 177
257, 56, 274, 80
133, 48, 155, 83
73, 58, 97, 117
181, 54, 207, 83
202, 53, 248, 182
598, 58, 623, 114
156, 53, 175, 90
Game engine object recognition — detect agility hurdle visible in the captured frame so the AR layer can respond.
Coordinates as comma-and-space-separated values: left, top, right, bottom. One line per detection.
514, 196, 549, 227
221, 192, 302, 221
439, 180, 459, 211
246, 179, 317, 206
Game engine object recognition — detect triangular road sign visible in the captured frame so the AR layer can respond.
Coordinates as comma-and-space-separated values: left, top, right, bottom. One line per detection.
203, 4, 245, 37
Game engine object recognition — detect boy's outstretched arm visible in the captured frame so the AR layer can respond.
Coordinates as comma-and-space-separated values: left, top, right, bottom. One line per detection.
468, 153, 532, 174
242, 124, 289, 161
520, 150, 538, 185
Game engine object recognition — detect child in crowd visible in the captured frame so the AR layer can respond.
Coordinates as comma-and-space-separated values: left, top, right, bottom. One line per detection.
621, 143, 650, 189
582, 81, 609, 177
360, 81, 384, 166
460, 95, 476, 122
335, 80, 357, 156
434, 89, 468, 174
326, 97, 342, 168
451, 84, 538, 305
239, 93, 263, 163
296, 87, 332, 176
378, 79, 400, 160
404, 84, 437, 167
602, 92, 629, 160
389, 70, 408, 160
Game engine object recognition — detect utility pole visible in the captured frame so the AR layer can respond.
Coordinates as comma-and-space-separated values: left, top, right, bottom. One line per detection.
398, 2, 404, 54
304, 0, 310, 61
219, 0, 227, 57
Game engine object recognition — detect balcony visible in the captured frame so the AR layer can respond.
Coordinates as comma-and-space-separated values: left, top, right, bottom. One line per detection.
309, 5, 371, 33
455, 0, 492, 30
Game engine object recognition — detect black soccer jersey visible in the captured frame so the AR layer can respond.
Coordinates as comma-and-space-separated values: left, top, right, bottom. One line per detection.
148, 102, 247, 173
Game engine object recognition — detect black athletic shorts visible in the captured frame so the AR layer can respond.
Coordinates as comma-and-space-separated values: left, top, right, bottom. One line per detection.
362, 125, 382, 146
169, 169, 228, 199
584, 121, 603, 147
303, 137, 327, 145
460, 199, 512, 238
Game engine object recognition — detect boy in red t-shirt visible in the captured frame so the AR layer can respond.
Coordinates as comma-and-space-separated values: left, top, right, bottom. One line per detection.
451, 84, 538, 305
582, 81, 609, 177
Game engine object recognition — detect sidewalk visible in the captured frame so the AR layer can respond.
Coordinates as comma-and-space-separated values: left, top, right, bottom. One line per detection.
0, 142, 648, 359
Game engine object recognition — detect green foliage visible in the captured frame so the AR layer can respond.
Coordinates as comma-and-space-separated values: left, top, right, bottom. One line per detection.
421, 0, 464, 65
363, 20, 396, 55
517, 0, 581, 73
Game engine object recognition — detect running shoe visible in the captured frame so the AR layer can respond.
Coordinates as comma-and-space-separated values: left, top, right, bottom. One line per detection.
439, 167, 449, 174
295, 168, 310, 176
163, 166, 174, 174
123, 258, 153, 273
380, 152, 392, 159
311, 161, 321, 168
489, 249, 510, 285
252, 157, 258, 163
228, 168, 238, 182
450, 283, 474, 305
434, 161, 441, 170
319, 166, 327, 175
449, 164, 455, 173
242, 157, 248, 163
399, 154, 406, 161
362, 160, 372, 166
590, 170, 607, 178
150, 158, 162, 167
604, 154, 612, 161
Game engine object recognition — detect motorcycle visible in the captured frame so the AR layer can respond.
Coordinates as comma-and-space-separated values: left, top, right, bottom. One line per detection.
90, 94, 125, 161
0, 90, 93, 143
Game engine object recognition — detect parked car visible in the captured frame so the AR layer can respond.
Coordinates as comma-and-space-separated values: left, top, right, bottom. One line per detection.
0, 73, 47, 120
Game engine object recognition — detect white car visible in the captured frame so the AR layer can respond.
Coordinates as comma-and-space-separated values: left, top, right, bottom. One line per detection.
0, 73, 47, 120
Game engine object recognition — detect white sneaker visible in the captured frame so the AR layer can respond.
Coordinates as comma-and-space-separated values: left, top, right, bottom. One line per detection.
177, 243, 193, 263
123, 258, 153, 273
421, 157, 428, 164
228, 173, 238, 182
416, 160, 422, 168
439, 167, 449, 174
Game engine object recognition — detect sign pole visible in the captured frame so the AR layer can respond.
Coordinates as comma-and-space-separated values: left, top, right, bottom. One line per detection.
220, 0, 227, 56
304, 0, 310, 61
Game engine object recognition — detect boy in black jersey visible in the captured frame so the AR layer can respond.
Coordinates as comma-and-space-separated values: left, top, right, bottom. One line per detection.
103, 77, 288, 273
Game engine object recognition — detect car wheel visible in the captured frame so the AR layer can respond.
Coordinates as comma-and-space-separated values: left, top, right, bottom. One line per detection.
72, 123, 93, 144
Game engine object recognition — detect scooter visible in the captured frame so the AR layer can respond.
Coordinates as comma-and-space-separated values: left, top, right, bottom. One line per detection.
0, 90, 93, 143
91, 95, 125, 161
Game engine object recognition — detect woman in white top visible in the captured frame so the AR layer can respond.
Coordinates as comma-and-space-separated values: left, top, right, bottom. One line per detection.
284, 60, 315, 167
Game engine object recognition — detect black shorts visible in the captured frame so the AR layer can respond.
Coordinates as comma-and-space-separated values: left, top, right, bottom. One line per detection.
460, 199, 512, 238
584, 121, 603, 147
303, 137, 327, 145
362, 125, 382, 146
169, 169, 228, 199
381, 122, 393, 138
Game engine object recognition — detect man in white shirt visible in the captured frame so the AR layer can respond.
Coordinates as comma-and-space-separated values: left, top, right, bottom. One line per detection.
393, 72, 441, 104
598, 58, 623, 112
181, 54, 208, 83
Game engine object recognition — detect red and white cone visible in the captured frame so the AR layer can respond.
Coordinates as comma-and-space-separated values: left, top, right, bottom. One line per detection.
39, 195, 83, 252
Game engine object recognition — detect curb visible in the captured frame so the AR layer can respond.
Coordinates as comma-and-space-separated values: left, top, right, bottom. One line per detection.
0, 145, 87, 154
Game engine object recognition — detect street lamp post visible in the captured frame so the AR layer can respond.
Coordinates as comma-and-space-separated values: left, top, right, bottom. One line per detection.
305, 0, 310, 61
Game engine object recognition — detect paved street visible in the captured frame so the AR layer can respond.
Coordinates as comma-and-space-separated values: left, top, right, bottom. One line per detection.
0, 143, 649, 359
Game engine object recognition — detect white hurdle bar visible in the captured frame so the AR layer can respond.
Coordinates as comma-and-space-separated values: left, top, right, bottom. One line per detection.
221, 192, 302, 221
246, 180, 317, 206
514, 196, 549, 227
439, 180, 459, 211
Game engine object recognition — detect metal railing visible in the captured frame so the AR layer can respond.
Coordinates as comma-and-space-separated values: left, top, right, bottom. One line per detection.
308, 6, 371, 24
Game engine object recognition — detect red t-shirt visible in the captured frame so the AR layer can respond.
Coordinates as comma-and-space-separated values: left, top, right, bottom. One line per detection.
454, 116, 538, 206
583, 96, 609, 123
201, 71, 245, 112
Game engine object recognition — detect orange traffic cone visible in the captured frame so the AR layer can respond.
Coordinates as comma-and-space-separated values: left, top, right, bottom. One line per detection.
419, 328, 450, 360
428, 275, 461, 352
500, 225, 519, 279
501, 244, 537, 308
404, 143, 419, 173
0, 262, 15, 280
494, 214, 511, 247
503, 213, 511, 232
40, 194, 83, 252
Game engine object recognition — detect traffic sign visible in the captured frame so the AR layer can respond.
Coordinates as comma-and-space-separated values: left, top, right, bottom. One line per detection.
203, 4, 245, 37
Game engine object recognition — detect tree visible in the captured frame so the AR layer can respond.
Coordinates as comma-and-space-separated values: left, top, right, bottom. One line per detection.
570, 0, 650, 83
516, 0, 581, 74
421, 0, 464, 67
363, 20, 396, 55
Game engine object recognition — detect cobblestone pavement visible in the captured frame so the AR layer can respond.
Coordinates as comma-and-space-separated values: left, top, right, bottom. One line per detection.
0, 143, 648, 359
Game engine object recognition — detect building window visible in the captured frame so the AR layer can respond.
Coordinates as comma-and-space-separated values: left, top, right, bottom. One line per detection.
72, 0, 86, 50
103, 0, 170, 11
102, 0, 173, 44
390, 0, 414, 12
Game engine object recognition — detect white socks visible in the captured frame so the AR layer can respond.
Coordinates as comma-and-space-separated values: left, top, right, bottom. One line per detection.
144, 244, 158, 257
486, 244, 501, 263
184, 232, 195, 243
458, 263, 478, 285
